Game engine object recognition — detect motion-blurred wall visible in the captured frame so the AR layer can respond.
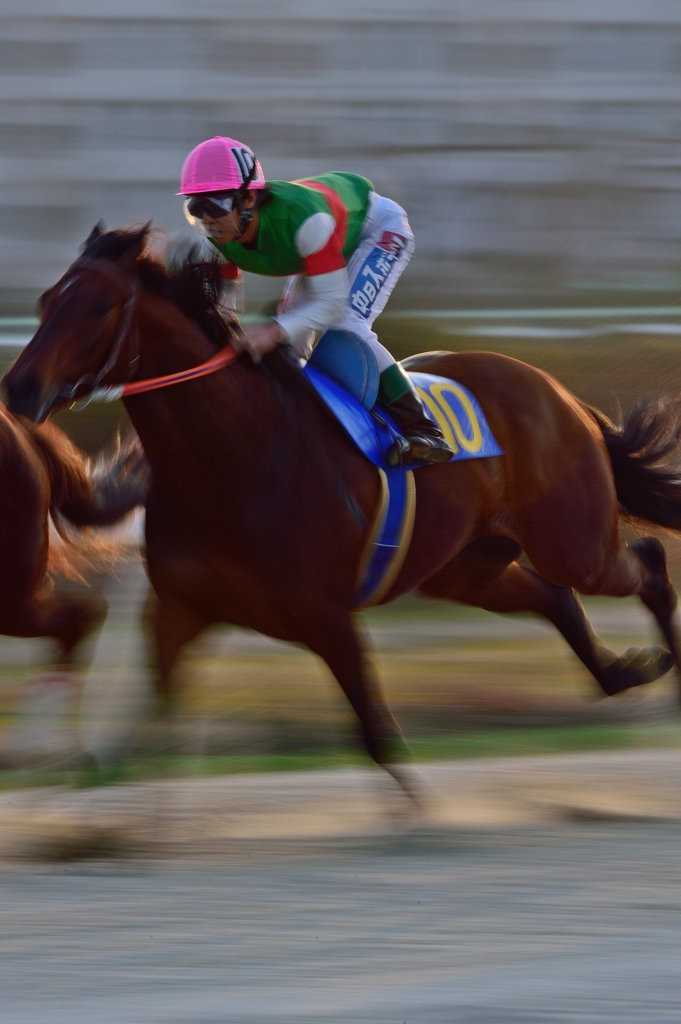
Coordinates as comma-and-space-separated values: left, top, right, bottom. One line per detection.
2, 1, 681, 309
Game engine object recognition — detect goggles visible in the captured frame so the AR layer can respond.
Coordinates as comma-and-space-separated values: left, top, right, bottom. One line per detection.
183, 194, 235, 235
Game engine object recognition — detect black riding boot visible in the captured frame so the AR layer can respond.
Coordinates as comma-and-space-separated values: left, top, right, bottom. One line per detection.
386, 386, 454, 466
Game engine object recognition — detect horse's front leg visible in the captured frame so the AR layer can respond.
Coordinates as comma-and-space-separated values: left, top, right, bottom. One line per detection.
149, 592, 211, 711
305, 609, 421, 802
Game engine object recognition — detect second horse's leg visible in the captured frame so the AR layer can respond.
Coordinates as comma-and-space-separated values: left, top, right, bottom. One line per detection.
0, 587, 107, 665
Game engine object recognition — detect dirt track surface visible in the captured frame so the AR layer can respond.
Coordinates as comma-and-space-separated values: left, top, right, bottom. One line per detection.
1, 752, 681, 1022
3, 750, 681, 856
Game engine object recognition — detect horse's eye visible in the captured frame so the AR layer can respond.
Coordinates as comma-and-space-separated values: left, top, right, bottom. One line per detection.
90, 299, 114, 318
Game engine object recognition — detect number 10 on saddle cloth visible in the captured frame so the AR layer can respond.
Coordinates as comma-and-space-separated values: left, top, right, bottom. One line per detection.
303, 366, 504, 608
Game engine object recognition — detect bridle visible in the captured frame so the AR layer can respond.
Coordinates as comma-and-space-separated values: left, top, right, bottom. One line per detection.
58, 258, 140, 407
52, 256, 238, 409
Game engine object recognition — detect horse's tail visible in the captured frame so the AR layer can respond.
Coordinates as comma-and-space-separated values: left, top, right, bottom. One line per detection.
23, 422, 149, 582
25, 421, 149, 529
587, 397, 681, 530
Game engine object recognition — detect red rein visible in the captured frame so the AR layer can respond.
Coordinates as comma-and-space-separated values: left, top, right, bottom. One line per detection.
90, 342, 238, 403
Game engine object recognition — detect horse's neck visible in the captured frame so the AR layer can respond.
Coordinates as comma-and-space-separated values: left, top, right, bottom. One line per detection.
134, 293, 216, 378
126, 293, 290, 478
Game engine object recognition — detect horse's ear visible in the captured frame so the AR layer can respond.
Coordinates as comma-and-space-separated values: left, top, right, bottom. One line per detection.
82, 221, 106, 252
116, 222, 151, 269
36, 285, 55, 316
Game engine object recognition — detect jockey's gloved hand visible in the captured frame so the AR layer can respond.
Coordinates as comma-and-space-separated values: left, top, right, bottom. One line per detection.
233, 320, 287, 363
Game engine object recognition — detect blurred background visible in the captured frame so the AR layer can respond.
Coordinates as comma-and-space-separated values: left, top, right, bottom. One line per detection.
2, 0, 681, 312
2, 0, 681, 780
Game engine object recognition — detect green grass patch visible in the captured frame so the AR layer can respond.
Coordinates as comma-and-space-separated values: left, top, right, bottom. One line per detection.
0, 722, 679, 792
408, 723, 681, 761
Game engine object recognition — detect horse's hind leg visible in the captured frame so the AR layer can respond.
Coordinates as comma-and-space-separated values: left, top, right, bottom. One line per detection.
627, 537, 681, 696
419, 537, 672, 696
528, 513, 681, 693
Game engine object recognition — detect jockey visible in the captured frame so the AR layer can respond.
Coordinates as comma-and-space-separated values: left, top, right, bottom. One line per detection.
179, 136, 453, 465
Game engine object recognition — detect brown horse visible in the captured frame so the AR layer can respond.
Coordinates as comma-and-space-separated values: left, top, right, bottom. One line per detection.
5, 225, 681, 788
0, 410, 146, 662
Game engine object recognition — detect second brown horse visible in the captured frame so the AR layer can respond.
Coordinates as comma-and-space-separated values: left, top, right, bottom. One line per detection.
5, 226, 681, 788
0, 410, 146, 661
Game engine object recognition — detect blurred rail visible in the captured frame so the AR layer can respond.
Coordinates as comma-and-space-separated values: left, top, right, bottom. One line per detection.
4, 306, 681, 348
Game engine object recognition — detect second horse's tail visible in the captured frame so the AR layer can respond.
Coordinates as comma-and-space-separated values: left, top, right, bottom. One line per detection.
588, 397, 681, 531
25, 421, 150, 529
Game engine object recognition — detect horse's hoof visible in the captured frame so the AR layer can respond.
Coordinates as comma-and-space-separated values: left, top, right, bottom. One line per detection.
384, 762, 427, 811
599, 644, 674, 696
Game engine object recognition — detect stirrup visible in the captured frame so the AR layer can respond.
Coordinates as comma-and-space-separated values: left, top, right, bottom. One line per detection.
408, 438, 454, 464
386, 435, 412, 467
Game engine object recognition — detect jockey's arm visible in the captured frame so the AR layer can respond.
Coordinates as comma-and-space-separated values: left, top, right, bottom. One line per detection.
274, 211, 348, 349
268, 205, 348, 354
239, 211, 348, 361
274, 268, 347, 350
216, 261, 245, 313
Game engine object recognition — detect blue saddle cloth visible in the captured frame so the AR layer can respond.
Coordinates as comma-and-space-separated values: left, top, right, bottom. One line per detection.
302, 365, 503, 469
302, 364, 504, 608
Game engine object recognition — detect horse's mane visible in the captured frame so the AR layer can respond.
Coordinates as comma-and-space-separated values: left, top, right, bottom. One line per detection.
78, 226, 365, 520
82, 226, 239, 351
80, 225, 338, 424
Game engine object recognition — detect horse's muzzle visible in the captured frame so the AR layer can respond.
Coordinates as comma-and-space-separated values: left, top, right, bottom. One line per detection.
3, 369, 60, 423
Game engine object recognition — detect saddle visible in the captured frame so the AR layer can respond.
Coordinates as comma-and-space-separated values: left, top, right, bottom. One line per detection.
304, 330, 503, 471
303, 332, 504, 608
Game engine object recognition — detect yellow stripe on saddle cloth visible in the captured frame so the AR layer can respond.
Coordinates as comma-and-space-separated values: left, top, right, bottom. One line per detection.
355, 468, 416, 609
301, 364, 503, 609
353, 373, 503, 608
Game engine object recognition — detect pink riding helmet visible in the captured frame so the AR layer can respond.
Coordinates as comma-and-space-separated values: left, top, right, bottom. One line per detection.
178, 137, 266, 195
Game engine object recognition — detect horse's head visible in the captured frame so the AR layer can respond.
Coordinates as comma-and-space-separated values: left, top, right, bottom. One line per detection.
4, 224, 149, 422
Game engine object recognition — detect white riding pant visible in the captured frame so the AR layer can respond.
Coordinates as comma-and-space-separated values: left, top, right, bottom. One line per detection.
281, 192, 414, 372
